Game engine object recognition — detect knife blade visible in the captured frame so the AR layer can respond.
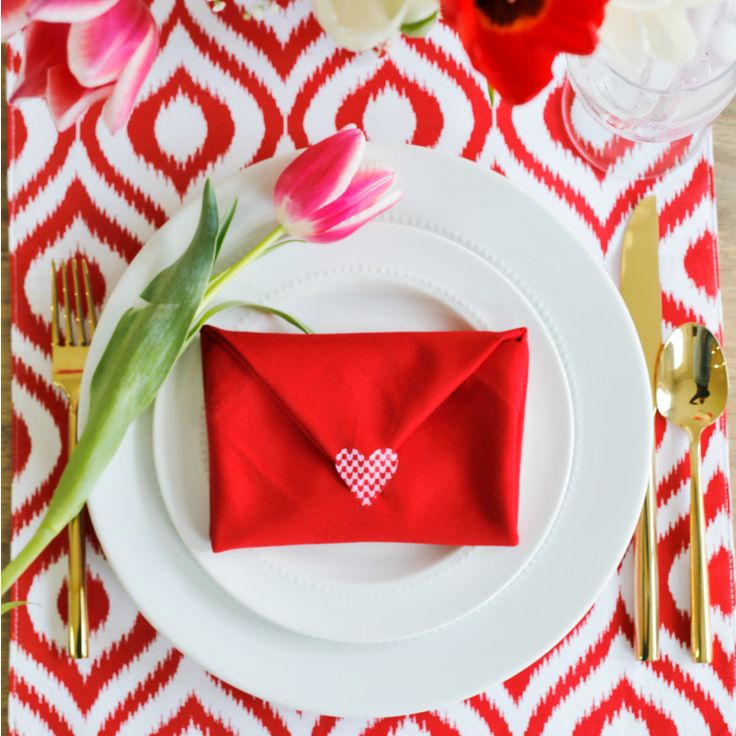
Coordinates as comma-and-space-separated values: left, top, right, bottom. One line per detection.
621, 197, 662, 402
620, 195, 661, 662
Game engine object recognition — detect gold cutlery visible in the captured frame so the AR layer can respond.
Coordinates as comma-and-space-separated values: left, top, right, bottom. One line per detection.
620, 195, 662, 662
51, 257, 97, 659
656, 323, 728, 663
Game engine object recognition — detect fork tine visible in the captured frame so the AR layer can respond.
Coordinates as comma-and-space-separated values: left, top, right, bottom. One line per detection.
50, 260, 60, 346
81, 258, 96, 335
70, 259, 86, 345
60, 260, 74, 346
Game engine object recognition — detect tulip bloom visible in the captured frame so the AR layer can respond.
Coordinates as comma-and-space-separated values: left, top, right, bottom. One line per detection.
442, 0, 607, 105
202, 128, 401, 307
5, 0, 158, 132
312, 0, 439, 52
274, 127, 402, 243
600, 0, 722, 72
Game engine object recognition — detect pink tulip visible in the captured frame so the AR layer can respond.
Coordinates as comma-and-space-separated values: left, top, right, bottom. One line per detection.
7, 0, 158, 132
274, 127, 402, 243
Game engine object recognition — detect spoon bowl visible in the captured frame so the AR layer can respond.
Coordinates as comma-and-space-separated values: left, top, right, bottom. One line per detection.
656, 324, 728, 440
656, 322, 728, 663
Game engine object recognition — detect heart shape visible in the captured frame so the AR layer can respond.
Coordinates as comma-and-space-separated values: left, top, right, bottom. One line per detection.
334, 448, 399, 506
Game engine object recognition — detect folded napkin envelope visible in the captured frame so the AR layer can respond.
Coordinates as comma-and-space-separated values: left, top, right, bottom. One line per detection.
201, 326, 529, 551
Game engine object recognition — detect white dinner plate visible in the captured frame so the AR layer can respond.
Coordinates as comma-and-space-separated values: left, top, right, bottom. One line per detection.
85, 144, 651, 717
152, 226, 573, 644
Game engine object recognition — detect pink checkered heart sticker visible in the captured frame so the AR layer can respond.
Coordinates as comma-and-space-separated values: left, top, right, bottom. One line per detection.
334, 448, 399, 506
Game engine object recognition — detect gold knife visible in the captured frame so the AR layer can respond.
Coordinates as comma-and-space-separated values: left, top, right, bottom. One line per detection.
620, 196, 661, 662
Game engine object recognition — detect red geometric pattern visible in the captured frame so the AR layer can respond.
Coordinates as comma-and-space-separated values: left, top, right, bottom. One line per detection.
5, 1, 736, 733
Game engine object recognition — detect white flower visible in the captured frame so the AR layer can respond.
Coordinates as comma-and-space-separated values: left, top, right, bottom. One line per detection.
600, 0, 719, 71
312, 0, 439, 52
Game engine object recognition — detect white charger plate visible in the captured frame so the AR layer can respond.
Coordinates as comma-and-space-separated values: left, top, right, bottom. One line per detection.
85, 144, 651, 717
152, 225, 573, 644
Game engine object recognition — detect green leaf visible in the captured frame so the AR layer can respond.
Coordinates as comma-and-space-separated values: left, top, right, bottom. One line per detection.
140, 181, 219, 306
1, 182, 221, 595
188, 301, 313, 340
215, 200, 238, 260
400, 10, 438, 37
2, 601, 28, 614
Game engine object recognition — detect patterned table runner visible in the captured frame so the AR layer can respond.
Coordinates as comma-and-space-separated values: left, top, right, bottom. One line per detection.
6, 1, 736, 733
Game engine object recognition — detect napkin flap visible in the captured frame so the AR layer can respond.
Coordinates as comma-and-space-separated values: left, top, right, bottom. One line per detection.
200, 326, 526, 461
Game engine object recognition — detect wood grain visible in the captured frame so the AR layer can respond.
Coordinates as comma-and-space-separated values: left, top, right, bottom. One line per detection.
713, 102, 736, 528
0, 86, 734, 734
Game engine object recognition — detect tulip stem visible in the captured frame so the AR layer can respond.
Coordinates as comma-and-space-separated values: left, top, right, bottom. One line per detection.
202, 224, 286, 308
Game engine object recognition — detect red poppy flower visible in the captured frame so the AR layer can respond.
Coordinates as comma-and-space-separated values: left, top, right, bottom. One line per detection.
442, 0, 608, 104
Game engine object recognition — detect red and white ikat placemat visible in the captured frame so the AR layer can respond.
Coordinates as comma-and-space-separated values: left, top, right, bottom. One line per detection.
5, 1, 736, 732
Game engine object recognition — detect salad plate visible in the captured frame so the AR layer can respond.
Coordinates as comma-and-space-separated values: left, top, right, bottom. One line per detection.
153, 224, 573, 644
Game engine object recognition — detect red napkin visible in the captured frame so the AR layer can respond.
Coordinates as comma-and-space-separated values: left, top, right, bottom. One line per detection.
201, 326, 529, 551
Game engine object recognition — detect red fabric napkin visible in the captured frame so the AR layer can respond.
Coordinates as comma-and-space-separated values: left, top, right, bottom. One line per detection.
201, 326, 529, 551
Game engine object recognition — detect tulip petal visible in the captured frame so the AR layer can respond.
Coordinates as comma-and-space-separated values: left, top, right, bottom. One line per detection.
46, 63, 113, 130
2, 0, 33, 40
27, 0, 119, 23
274, 127, 365, 224
312, 0, 408, 51
9, 22, 69, 101
600, 6, 648, 74
642, 6, 697, 64
306, 168, 397, 236
101, 8, 158, 131
67, 0, 150, 87
312, 188, 403, 243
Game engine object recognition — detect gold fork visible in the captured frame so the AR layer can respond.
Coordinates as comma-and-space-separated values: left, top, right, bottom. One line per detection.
51, 257, 97, 659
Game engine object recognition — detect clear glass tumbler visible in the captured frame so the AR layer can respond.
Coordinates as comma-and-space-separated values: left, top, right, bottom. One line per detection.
563, 0, 736, 176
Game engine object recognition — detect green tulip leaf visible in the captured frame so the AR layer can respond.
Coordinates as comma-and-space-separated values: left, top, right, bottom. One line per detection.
400, 10, 438, 37
215, 200, 238, 259
1, 181, 221, 595
188, 301, 313, 341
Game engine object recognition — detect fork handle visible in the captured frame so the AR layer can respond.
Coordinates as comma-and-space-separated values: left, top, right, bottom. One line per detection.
66, 403, 89, 659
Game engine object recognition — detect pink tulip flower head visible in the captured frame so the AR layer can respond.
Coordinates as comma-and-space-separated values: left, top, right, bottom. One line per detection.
274, 127, 402, 243
5, 0, 158, 132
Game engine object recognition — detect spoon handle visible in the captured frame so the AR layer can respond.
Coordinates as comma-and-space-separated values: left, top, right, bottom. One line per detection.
689, 435, 712, 663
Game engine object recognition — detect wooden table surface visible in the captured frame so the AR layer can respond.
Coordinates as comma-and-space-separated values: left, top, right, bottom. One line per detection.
1, 90, 735, 732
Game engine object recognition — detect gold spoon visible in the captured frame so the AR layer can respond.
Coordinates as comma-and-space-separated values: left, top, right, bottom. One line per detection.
656, 323, 728, 663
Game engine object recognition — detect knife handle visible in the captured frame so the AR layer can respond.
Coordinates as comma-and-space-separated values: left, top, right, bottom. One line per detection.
634, 448, 659, 661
